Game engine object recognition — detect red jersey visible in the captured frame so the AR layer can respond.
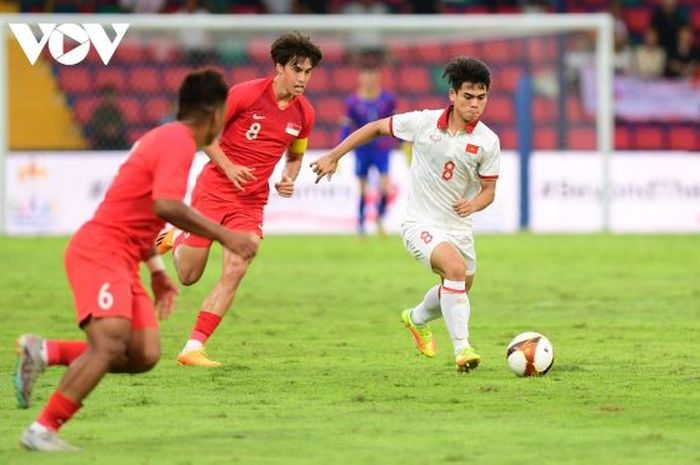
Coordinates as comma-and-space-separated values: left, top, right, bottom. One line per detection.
71, 122, 197, 265
196, 77, 315, 205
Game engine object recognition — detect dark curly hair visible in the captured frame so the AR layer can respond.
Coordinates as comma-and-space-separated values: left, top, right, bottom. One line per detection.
442, 56, 491, 92
177, 68, 228, 120
270, 32, 323, 68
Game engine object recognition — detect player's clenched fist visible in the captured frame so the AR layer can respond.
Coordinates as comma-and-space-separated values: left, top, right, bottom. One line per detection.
274, 176, 295, 197
452, 199, 477, 217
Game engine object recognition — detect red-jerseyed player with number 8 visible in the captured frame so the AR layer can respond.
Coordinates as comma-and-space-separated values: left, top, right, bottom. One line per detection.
155, 33, 322, 367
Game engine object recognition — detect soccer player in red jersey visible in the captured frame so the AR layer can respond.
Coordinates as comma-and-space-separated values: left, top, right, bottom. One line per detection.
156, 33, 322, 367
13, 69, 258, 452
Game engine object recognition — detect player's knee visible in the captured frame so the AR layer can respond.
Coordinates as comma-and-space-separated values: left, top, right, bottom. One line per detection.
95, 334, 130, 365
132, 346, 160, 373
465, 275, 475, 292
177, 265, 204, 286
442, 261, 467, 281
173, 248, 209, 286
221, 259, 248, 286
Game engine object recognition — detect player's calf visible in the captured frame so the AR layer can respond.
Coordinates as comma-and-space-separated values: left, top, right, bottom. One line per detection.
14, 334, 47, 409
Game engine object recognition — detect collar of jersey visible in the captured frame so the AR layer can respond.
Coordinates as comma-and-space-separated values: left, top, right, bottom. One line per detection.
437, 105, 479, 134
268, 76, 298, 109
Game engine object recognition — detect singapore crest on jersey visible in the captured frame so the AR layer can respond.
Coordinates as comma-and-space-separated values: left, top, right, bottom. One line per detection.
285, 122, 301, 137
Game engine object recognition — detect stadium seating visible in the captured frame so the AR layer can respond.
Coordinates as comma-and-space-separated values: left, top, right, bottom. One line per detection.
615, 125, 633, 150
44, 0, 699, 152
57, 68, 92, 94
94, 68, 127, 91
693, 10, 700, 30
623, 8, 651, 36
633, 125, 666, 150
144, 96, 173, 123
568, 127, 597, 150
128, 66, 162, 94
668, 125, 698, 151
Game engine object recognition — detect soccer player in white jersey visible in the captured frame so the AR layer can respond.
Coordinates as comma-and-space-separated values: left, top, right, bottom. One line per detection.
311, 57, 499, 372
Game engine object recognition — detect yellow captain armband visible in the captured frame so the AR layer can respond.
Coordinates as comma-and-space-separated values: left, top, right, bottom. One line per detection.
401, 141, 413, 164
290, 138, 308, 155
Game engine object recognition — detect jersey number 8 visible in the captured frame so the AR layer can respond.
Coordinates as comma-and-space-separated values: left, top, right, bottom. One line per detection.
245, 122, 262, 140
442, 161, 456, 181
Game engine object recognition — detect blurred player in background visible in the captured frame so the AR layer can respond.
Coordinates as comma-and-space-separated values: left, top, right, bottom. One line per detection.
156, 32, 322, 367
13, 69, 258, 452
311, 56, 499, 373
341, 50, 396, 235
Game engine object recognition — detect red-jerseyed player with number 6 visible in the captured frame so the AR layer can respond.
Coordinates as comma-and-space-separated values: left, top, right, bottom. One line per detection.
311, 57, 500, 373
13, 69, 258, 452
155, 33, 322, 367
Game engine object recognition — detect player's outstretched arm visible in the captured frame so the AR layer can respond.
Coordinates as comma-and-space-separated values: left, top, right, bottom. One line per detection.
153, 198, 258, 259
203, 140, 256, 191
310, 117, 392, 183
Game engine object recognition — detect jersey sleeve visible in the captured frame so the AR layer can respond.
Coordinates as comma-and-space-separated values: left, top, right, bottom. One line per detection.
390, 110, 422, 143
152, 133, 196, 200
298, 103, 315, 140
223, 80, 267, 127
478, 136, 501, 179
223, 86, 246, 126
289, 104, 315, 155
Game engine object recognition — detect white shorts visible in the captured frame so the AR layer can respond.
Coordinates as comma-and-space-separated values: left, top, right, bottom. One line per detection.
400, 222, 477, 275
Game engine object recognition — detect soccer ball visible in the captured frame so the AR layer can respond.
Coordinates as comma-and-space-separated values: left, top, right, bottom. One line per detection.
506, 332, 554, 377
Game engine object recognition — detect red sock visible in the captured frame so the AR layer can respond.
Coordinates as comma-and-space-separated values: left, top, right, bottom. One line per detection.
190, 311, 222, 344
173, 231, 186, 254
37, 390, 81, 432
46, 340, 88, 366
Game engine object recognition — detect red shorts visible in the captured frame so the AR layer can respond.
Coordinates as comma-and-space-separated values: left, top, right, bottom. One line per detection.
184, 186, 264, 248
64, 243, 157, 330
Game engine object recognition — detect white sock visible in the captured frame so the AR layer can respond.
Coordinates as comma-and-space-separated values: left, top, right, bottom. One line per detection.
181, 339, 203, 354
40, 341, 49, 364
440, 280, 471, 355
410, 284, 442, 325
30, 421, 50, 433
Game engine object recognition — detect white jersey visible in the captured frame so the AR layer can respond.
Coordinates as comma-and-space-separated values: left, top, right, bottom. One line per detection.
391, 107, 500, 234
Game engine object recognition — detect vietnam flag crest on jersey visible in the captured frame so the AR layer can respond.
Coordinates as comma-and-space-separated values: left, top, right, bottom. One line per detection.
466, 143, 479, 155
285, 122, 301, 137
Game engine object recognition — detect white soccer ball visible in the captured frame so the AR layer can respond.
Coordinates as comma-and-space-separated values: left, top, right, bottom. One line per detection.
506, 332, 554, 377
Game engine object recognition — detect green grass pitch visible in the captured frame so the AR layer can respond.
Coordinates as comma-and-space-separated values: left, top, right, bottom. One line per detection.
0, 234, 698, 465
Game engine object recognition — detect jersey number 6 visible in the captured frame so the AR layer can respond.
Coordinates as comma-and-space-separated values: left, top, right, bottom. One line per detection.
98, 283, 114, 310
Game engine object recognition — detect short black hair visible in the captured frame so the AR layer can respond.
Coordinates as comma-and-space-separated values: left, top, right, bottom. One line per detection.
357, 48, 385, 70
177, 68, 228, 120
270, 32, 322, 68
442, 56, 491, 92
